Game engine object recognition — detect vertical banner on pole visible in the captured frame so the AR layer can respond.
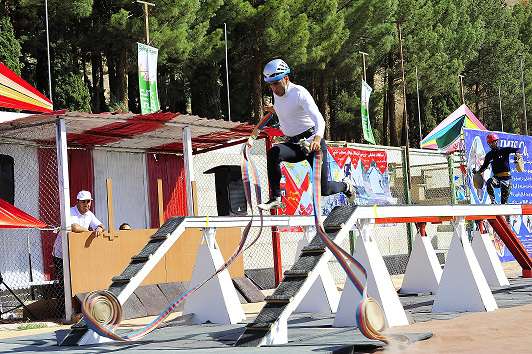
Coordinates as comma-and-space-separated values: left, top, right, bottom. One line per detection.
361, 80, 375, 144
137, 43, 160, 114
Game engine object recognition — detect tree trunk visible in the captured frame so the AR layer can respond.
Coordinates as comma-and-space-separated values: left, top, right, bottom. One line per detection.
128, 70, 139, 113
387, 53, 399, 146
115, 48, 128, 110
250, 45, 262, 123
107, 48, 128, 111
317, 72, 331, 140
190, 62, 222, 118
382, 70, 389, 146
91, 52, 104, 113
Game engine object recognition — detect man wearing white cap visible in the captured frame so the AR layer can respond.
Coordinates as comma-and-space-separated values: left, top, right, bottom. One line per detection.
52, 190, 104, 279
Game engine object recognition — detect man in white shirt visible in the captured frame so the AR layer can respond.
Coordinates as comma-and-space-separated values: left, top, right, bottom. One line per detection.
52, 190, 104, 279
250, 59, 356, 210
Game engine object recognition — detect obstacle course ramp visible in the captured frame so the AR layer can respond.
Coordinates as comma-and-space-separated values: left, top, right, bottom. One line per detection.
489, 216, 532, 277
235, 205, 357, 347
58, 217, 186, 346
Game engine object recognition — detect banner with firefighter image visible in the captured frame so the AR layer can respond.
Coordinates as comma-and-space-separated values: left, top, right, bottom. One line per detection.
277, 146, 396, 231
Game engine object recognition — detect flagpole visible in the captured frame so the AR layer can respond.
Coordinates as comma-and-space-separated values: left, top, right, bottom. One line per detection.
458, 74, 465, 105
521, 56, 528, 135
498, 84, 504, 132
359, 51, 368, 82
44, 0, 52, 102
416, 66, 422, 142
397, 21, 409, 148
224, 23, 231, 122
359, 51, 368, 143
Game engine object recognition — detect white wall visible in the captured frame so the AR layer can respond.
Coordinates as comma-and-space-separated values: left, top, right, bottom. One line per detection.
0, 144, 46, 290
93, 149, 150, 229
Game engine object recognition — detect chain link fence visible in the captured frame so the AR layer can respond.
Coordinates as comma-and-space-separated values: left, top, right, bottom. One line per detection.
193, 139, 462, 289
0, 121, 65, 321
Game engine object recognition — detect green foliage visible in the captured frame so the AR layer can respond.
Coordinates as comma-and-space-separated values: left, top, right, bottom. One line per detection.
54, 72, 91, 111
0, 16, 22, 74
1, 0, 530, 144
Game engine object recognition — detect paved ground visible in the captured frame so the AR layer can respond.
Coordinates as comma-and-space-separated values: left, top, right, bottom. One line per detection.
0, 275, 531, 353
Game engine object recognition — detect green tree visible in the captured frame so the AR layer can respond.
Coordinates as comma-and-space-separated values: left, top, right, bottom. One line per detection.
464, 0, 524, 133
0, 15, 22, 74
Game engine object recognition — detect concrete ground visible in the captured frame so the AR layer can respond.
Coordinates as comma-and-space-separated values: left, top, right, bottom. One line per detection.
0, 262, 530, 353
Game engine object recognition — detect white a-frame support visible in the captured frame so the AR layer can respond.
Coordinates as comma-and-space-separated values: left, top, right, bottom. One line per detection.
471, 231, 509, 287
183, 227, 246, 324
295, 227, 340, 314
400, 232, 442, 294
334, 220, 409, 327
432, 217, 498, 312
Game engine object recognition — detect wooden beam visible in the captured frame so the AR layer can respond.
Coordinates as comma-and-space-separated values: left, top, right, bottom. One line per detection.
106, 178, 115, 234
157, 178, 164, 226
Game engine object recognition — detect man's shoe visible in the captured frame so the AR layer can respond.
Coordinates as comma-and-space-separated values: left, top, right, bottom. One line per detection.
258, 197, 283, 210
343, 178, 357, 203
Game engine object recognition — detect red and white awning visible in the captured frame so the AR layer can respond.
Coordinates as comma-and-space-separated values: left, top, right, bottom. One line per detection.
0, 198, 47, 229
0, 111, 270, 154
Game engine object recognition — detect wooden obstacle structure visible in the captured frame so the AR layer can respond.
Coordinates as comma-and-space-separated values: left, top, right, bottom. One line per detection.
58, 204, 532, 347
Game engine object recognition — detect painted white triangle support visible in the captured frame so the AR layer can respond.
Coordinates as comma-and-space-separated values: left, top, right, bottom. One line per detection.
433, 218, 498, 313
183, 227, 246, 324
333, 220, 409, 327
400, 232, 442, 294
294, 227, 340, 314
471, 231, 509, 287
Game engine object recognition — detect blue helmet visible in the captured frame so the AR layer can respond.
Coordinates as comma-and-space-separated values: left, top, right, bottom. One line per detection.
263, 59, 290, 83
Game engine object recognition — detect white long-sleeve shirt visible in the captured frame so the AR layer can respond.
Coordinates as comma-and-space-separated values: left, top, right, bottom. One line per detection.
273, 82, 325, 139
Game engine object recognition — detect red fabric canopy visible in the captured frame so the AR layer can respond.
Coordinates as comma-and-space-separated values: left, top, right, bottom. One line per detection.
0, 198, 47, 229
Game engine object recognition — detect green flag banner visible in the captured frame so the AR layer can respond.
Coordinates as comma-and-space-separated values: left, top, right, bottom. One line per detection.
361, 80, 375, 144
138, 43, 160, 114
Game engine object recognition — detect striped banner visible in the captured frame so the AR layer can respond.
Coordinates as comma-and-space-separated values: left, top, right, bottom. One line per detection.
0, 62, 53, 112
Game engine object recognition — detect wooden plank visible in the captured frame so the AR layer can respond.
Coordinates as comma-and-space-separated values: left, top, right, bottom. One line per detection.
157, 178, 164, 226
106, 178, 115, 233
68, 227, 244, 296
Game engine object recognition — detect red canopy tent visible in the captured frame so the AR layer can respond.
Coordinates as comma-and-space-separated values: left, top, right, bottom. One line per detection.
0, 198, 47, 229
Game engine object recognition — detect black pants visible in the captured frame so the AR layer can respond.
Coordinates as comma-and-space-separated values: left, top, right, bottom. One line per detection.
267, 139, 346, 198
486, 176, 511, 204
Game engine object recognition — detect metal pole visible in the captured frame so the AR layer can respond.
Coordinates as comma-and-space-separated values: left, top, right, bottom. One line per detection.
499, 84, 504, 132
521, 57, 528, 135
182, 127, 196, 216
44, 0, 52, 101
56, 118, 72, 321
416, 66, 422, 142
397, 22, 409, 149
224, 23, 231, 122
397, 21, 414, 254
459, 74, 465, 105
144, 3, 149, 44
136, 1, 155, 45
265, 137, 283, 286
359, 51, 368, 82
447, 153, 457, 205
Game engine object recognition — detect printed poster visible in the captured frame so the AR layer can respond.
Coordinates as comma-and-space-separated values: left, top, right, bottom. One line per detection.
277, 146, 396, 231
464, 128, 532, 261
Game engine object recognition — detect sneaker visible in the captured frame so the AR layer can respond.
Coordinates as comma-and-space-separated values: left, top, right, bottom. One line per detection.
258, 197, 283, 210
343, 178, 357, 203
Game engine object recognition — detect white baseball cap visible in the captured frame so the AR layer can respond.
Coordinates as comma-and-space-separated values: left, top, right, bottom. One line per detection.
76, 190, 92, 201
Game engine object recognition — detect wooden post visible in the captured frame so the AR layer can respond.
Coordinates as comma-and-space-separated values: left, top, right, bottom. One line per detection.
157, 178, 164, 226
106, 178, 115, 234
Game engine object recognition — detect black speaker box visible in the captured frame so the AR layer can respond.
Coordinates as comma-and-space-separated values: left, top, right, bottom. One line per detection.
205, 165, 247, 216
